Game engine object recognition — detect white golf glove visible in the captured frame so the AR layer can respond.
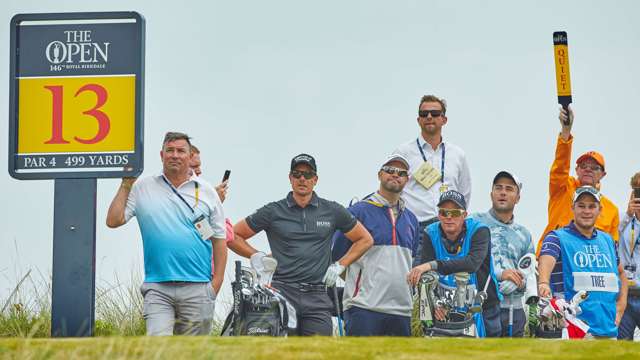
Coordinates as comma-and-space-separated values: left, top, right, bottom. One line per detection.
499, 280, 519, 295
323, 262, 345, 287
250, 252, 267, 274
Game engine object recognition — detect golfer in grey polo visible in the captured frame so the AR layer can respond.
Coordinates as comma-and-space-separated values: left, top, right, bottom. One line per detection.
230, 153, 373, 335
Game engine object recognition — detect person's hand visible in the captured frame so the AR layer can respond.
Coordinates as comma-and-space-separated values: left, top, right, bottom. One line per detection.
538, 282, 551, 298
499, 280, 519, 295
434, 306, 448, 321
323, 262, 345, 287
559, 106, 574, 127
626, 192, 640, 217
215, 180, 229, 203
121, 177, 137, 191
407, 263, 431, 286
501, 269, 524, 288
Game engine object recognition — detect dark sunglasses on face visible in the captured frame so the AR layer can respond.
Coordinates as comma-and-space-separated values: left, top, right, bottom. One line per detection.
438, 208, 465, 218
290, 170, 316, 179
380, 166, 409, 177
418, 110, 443, 118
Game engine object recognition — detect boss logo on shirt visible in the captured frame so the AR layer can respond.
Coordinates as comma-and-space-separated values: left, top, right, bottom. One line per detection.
316, 220, 332, 228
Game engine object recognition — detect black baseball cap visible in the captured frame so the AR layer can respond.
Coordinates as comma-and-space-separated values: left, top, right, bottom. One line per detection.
437, 190, 467, 210
290, 153, 317, 172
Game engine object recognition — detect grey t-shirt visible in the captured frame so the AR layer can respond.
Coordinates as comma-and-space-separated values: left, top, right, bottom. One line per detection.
246, 192, 357, 284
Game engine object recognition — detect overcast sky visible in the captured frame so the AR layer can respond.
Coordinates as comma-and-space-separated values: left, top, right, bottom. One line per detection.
2, 0, 639, 319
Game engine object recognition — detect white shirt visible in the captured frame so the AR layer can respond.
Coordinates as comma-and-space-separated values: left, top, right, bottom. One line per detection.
392, 136, 472, 222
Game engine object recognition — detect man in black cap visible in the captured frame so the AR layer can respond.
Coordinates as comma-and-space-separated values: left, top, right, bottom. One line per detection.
229, 153, 373, 335
407, 190, 501, 337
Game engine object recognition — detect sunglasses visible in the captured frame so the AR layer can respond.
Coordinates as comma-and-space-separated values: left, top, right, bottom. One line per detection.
578, 163, 602, 172
418, 110, 443, 118
290, 170, 316, 179
381, 166, 409, 177
438, 208, 465, 218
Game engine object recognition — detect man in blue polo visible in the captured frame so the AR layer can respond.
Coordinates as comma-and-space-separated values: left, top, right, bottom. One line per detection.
332, 154, 419, 336
538, 186, 627, 338
106, 132, 227, 336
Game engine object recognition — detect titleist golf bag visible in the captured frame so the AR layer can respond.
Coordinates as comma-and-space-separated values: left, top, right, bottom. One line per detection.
418, 271, 487, 337
221, 261, 295, 336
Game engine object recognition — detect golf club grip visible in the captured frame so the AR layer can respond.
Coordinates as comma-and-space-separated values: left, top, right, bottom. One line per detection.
235, 260, 241, 283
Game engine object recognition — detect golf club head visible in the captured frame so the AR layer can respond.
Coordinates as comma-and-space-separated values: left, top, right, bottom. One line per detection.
469, 291, 487, 313
420, 271, 438, 286
241, 288, 253, 296
453, 272, 470, 309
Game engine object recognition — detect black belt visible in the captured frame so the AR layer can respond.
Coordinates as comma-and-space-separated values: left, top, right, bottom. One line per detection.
273, 281, 327, 292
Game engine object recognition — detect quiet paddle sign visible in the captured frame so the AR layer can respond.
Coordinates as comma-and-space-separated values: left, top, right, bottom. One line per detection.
8, 12, 145, 180
553, 31, 572, 124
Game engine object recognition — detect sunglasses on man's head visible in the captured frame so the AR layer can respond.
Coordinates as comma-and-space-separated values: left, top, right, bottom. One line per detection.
418, 110, 443, 118
438, 208, 465, 218
380, 166, 409, 177
290, 170, 316, 179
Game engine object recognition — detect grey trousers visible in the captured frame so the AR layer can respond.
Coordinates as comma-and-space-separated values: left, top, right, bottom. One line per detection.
140, 281, 216, 336
272, 281, 334, 336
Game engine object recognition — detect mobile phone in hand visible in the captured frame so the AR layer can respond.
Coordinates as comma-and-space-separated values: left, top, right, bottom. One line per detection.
222, 170, 231, 182
634, 188, 640, 199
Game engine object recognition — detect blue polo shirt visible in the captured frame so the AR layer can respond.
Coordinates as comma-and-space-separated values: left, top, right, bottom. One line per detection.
125, 173, 226, 282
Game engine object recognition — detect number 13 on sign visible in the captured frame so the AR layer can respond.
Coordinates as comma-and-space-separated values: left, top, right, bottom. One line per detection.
18, 75, 135, 154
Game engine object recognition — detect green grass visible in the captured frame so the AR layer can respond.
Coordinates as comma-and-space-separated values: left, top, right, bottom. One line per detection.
0, 336, 639, 360
1, 269, 146, 337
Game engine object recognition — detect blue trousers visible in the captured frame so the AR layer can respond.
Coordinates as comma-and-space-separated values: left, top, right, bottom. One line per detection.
618, 295, 640, 340
481, 303, 503, 338
345, 306, 411, 336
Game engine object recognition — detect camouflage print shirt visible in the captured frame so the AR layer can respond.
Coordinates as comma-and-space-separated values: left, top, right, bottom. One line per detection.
472, 210, 534, 309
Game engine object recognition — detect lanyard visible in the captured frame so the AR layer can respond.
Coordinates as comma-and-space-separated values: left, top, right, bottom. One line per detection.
416, 138, 445, 182
161, 176, 199, 213
631, 216, 638, 259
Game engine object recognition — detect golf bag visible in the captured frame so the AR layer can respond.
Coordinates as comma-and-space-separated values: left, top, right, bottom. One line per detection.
221, 261, 295, 336
534, 291, 589, 339
418, 271, 486, 337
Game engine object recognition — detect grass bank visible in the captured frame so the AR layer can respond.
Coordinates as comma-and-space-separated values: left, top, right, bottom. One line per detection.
0, 336, 639, 360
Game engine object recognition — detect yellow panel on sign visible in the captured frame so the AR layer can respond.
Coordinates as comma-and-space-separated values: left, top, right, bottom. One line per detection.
18, 75, 135, 154
554, 45, 572, 96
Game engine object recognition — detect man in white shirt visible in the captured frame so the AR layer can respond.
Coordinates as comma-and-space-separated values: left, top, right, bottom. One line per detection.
392, 94, 472, 264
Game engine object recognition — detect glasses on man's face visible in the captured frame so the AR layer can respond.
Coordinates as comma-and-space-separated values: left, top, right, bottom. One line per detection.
578, 163, 602, 172
290, 170, 316, 179
418, 110, 443, 118
438, 208, 465, 218
380, 166, 409, 177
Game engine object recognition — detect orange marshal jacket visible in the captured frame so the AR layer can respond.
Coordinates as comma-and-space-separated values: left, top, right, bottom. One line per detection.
536, 135, 620, 255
